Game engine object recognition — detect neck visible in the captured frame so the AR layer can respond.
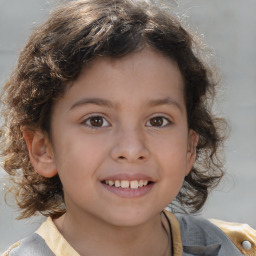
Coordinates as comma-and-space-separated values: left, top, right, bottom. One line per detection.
54, 211, 170, 256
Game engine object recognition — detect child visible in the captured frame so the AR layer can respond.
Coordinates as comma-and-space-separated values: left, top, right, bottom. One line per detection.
1, 0, 255, 255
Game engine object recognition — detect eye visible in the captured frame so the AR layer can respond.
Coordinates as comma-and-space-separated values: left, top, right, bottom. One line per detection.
83, 116, 110, 128
146, 116, 171, 127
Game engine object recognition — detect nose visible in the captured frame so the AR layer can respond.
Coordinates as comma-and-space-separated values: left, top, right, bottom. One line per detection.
110, 128, 150, 163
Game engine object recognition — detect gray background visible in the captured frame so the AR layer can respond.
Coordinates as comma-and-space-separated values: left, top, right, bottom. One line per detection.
0, 0, 256, 253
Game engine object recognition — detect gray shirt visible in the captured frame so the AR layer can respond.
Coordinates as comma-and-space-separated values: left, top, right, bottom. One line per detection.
3, 213, 251, 256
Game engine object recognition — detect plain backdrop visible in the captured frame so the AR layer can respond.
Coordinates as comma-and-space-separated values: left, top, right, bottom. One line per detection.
0, 0, 256, 253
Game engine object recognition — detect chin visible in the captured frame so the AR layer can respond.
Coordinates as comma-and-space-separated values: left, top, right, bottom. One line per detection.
102, 208, 156, 228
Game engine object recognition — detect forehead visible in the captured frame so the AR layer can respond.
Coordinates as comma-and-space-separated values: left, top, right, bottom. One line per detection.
79, 48, 184, 91
61, 48, 185, 111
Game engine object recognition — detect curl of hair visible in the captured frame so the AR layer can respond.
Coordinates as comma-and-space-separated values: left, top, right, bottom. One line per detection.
0, 0, 227, 218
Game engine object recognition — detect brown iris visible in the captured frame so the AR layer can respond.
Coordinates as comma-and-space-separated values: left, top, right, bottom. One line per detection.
89, 116, 104, 127
150, 117, 164, 127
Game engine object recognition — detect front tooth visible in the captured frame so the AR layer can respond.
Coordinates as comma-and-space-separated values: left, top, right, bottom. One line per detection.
143, 180, 148, 186
115, 180, 121, 187
121, 180, 129, 188
130, 180, 139, 189
108, 180, 114, 186
138, 180, 144, 187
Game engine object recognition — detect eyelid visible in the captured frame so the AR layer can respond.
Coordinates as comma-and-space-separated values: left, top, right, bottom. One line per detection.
145, 115, 173, 127
81, 113, 111, 128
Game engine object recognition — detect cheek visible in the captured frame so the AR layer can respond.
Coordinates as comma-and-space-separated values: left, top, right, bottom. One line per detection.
158, 141, 188, 201
154, 135, 188, 164
153, 134, 189, 192
53, 134, 108, 182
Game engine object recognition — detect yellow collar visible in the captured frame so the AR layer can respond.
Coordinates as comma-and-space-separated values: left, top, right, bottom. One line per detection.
36, 217, 80, 256
36, 212, 183, 256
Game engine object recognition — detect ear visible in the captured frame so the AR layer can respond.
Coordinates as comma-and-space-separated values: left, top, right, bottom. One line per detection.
22, 128, 57, 178
185, 129, 199, 176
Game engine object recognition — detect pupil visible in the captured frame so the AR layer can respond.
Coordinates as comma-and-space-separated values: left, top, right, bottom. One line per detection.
150, 117, 163, 126
91, 117, 103, 127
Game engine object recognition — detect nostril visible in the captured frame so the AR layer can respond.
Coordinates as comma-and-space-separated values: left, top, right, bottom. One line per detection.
116, 154, 146, 161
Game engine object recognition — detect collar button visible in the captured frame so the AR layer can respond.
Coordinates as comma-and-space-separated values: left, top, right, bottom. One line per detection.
241, 240, 252, 250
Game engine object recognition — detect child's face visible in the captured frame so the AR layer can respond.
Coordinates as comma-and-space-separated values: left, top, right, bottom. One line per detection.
44, 48, 197, 226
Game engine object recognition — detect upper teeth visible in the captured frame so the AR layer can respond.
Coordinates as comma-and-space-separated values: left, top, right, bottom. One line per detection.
105, 180, 149, 189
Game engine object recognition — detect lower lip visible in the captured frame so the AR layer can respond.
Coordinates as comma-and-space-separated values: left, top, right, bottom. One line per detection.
101, 182, 154, 198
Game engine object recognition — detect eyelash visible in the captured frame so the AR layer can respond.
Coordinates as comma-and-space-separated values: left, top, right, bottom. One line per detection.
146, 116, 172, 128
82, 115, 110, 129
81, 115, 172, 129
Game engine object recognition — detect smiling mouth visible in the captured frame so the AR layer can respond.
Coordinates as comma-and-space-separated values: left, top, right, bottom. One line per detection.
102, 180, 153, 189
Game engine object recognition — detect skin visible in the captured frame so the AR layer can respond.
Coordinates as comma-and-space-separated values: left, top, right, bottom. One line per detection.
24, 48, 198, 256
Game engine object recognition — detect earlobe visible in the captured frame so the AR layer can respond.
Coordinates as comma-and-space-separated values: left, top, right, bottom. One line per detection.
22, 127, 57, 178
185, 129, 199, 176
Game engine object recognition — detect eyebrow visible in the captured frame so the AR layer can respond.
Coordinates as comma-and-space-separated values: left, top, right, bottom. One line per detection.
70, 97, 183, 112
70, 98, 114, 110
147, 97, 183, 112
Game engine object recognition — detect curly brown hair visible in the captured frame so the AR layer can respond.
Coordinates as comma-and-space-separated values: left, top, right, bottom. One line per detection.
0, 0, 226, 219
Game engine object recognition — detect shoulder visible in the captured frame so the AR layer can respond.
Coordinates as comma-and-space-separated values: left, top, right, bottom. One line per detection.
175, 213, 256, 256
210, 218, 256, 255
2, 233, 54, 256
